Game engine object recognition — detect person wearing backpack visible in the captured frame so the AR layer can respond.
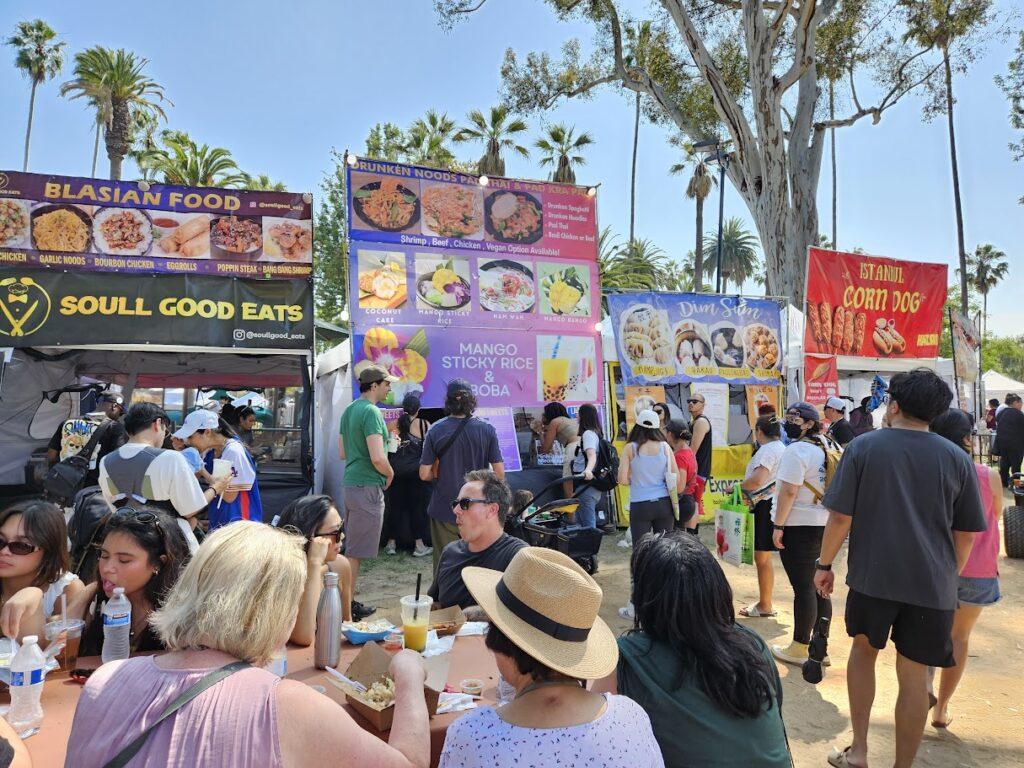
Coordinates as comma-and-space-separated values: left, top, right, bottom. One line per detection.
568, 404, 606, 529
770, 402, 834, 666
384, 395, 433, 557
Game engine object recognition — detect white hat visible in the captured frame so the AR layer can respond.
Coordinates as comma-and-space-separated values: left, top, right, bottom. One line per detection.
635, 409, 661, 429
172, 409, 220, 439
825, 396, 847, 413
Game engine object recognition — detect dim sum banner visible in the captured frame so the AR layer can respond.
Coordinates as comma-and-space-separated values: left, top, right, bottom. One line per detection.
345, 158, 597, 261
0, 171, 312, 279
608, 292, 784, 386
0, 269, 312, 349
804, 247, 947, 360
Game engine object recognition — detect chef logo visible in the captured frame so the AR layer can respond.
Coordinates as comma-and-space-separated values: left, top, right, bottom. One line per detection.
0, 277, 51, 338
0, 174, 9, 191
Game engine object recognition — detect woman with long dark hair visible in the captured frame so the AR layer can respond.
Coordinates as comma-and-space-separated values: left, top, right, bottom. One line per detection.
594, 531, 791, 768
535, 401, 578, 455
384, 395, 432, 557
568, 404, 604, 529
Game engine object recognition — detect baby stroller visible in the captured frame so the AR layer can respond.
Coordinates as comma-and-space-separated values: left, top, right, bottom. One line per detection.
505, 474, 605, 574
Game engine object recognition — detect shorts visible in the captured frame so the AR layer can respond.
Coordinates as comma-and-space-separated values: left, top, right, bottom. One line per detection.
342, 485, 385, 559
958, 576, 1001, 606
676, 494, 697, 528
693, 476, 707, 518
845, 589, 955, 668
752, 499, 776, 552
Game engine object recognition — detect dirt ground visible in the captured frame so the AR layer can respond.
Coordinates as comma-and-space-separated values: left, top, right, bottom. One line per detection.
357, 505, 1024, 767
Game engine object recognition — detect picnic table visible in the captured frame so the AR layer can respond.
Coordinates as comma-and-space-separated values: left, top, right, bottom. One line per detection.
8, 635, 496, 767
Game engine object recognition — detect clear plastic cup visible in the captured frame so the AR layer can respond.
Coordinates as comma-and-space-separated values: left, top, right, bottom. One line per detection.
44, 618, 86, 676
400, 595, 432, 652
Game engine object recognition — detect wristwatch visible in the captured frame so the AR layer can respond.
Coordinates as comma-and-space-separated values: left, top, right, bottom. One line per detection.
815, 558, 832, 571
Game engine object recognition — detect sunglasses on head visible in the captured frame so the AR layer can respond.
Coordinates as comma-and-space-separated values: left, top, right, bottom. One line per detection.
0, 537, 38, 556
451, 497, 488, 510
106, 506, 164, 538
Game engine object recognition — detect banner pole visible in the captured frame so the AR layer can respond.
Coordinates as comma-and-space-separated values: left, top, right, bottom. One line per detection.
948, 308, 962, 410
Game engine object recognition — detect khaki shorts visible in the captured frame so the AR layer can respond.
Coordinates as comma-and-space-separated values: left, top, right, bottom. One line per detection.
342, 485, 385, 559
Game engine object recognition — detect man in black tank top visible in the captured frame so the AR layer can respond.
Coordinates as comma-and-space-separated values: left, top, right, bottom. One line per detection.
686, 393, 713, 532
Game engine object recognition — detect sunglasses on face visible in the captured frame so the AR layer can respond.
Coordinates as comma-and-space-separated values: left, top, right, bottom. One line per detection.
451, 497, 488, 511
687, 399, 703, 405
0, 538, 38, 556
317, 526, 344, 543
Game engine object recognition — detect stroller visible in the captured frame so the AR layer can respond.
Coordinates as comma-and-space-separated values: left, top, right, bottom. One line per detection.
505, 473, 605, 574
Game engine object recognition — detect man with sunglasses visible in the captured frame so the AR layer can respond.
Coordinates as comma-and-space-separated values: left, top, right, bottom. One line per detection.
427, 469, 524, 611
686, 392, 712, 531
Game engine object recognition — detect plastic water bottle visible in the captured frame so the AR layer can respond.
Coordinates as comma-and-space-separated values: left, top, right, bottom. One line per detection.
314, 571, 342, 670
8, 635, 46, 735
101, 587, 132, 663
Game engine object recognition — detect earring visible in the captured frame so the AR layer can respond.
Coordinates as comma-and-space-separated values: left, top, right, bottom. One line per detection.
154, 569, 160, 575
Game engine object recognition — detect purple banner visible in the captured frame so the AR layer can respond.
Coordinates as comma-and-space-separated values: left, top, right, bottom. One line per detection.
476, 407, 523, 472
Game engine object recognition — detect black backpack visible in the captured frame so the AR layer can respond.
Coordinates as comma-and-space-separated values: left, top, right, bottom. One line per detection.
68, 486, 111, 580
42, 420, 113, 504
390, 435, 425, 480
573, 436, 620, 492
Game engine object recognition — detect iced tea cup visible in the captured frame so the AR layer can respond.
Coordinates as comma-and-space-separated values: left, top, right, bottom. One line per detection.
44, 618, 85, 677
400, 595, 432, 653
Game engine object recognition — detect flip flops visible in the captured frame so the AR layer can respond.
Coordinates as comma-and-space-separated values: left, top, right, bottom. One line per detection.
932, 714, 954, 729
740, 603, 777, 617
827, 746, 867, 768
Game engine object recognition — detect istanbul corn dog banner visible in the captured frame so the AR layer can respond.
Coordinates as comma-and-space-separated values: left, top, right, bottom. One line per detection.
804, 247, 947, 360
0, 171, 312, 278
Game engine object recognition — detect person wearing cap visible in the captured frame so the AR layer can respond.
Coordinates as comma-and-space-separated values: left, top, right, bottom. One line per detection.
824, 396, 855, 446
176, 409, 263, 530
685, 392, 712, 533
770, 402, 833, 666
419, 379, 504, 573
45, 390, 127, 487
439, 547, 664, 768
338, 365, 399, 612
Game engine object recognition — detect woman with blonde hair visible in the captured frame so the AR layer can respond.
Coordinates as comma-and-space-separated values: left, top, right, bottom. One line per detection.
66, 521, 431, 768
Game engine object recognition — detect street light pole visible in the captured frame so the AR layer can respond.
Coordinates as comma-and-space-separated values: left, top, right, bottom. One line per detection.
714, 151, 729, 294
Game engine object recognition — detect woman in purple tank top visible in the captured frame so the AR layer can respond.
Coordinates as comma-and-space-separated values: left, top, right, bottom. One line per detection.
65, 521, 431, 768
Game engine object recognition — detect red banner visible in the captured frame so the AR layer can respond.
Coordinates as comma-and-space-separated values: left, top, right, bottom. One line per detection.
804, 353, 839, 408
804, 248, 947, 359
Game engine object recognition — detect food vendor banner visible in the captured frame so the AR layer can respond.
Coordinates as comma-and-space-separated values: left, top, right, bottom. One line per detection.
804, 247, 947, 359
0, 171, 312, 278
0, 269, 312, 349
804, 353, 839, 408
624, 385, 666, 433
949, 309, 980, 383
746, 385, 782, 430
608, 292, 784, 386
346, 158, 597, 261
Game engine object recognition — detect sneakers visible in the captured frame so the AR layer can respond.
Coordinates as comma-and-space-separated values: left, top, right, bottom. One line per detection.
618, 602, 635, 620
351, 600, 376, 621
385, 542, 397, 556
771, 641, 809, 665
412, 544, 433, 558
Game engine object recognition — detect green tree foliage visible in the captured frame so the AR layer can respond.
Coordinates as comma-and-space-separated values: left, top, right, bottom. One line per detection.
136, 131, 246, 187
535, 123, 594, 183
241, 173, 288, 192
453, 105, 530, 176
6, 19, 65, 173
965, 243, 1008, 339
365, 122, 409, 161
313, 150, 348, 322
981, 335, 1024, 383
701, 217, 761, 293
995, 30, 1024, 201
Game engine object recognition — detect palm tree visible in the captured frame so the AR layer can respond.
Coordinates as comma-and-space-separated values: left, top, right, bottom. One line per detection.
61, 47, 169, 180
599, 238, 667, 291
241, 173, 288, 191
623, 21, 657, 243
137, 131, 246, 187
701, 217, 760, 293
536, 124, 594, 184
966, 243, 1009, 338
406, 110, 458, 168
453, 106, 530, 176
670, 150, 716, 292
6, 19, 65, 172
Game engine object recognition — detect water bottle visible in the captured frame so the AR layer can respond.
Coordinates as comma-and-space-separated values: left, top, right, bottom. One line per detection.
8, 635, 46, 735
314, 571, 342, 670
101, 587, 132, 664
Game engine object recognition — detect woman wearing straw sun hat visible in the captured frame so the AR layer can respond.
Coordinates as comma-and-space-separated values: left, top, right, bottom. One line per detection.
439, 547, 664, 768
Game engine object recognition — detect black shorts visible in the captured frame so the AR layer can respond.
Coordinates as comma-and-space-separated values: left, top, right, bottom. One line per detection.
675, 494, 697, 529
845, 589, 955, 667
752, 499, 776, 552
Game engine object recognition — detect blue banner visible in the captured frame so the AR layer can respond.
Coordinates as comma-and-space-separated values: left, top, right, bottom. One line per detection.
608, 293, 784, 386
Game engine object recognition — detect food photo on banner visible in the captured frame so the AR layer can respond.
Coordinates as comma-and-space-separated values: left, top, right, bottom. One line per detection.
949, 309, 981, 384
0, 171, 312, 278
607, 292, 784, 386
804, 353, 840, 408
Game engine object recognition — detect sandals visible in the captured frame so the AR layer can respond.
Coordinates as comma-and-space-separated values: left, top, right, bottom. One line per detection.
740, 603, 777, 618
827, 746, 867, 768
931, 713, 954, 729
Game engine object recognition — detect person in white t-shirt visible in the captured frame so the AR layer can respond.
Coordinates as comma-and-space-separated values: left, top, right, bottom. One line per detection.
770, 402, 833, 666
99, 403, 230, 554
739, 415, 787, 619
568, 404, 605, 529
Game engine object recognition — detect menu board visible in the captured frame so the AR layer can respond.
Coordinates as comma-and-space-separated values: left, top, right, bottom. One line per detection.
0, 171, 312, 279
608, 292, 784, 386
476, 407, 523, 472
347, 159, 597, 261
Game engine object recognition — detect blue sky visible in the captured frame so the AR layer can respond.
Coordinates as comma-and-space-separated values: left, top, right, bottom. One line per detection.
1, 0, 1020, 332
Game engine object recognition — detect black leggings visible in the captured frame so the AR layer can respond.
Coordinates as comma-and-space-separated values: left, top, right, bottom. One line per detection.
629, 497, 675, 545
778, 525, 832, 644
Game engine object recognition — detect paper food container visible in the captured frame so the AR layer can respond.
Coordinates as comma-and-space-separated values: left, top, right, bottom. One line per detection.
211, 458, 233, 479
329, 642, 448, 731
428, 606, 466, 637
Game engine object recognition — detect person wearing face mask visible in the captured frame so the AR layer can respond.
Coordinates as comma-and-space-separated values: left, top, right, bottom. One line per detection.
769, 403, 833, 666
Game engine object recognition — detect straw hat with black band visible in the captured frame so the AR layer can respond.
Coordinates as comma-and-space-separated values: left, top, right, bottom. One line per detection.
462, 547, 618, 680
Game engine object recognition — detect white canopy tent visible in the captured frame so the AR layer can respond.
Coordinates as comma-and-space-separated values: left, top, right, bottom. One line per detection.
983, 369, 1024, 407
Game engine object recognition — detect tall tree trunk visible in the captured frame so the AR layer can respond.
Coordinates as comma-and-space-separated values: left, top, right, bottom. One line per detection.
694, 196, 704, 292
982, 291, 987, 340
829, 80, 837, 250
106, 99, 131, 181
22, 80, 38, 173
943, 48, 969, 315
91, 121, 101, 177
629, 92, 640, 243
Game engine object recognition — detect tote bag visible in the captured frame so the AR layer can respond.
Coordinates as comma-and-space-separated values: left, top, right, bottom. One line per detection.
715, 485, 754, 566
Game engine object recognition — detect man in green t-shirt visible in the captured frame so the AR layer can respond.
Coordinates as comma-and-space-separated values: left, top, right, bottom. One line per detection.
339, 364, 398, 616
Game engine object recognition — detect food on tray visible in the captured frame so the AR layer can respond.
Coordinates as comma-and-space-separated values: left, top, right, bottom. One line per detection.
93, 208, 152, 255
743, 324, 780, 370
620, 305, 673, 366
486, 191, 543, 243
479, 260, 535, 313
711, 325, 744, 368
418, 259, 470, 309
0, 200, 29, 246
268, 221, 312, 260
158, 215, 209, 257
431, 620, 458, 636
33, 208, 89, 252
422, 184, 483, 238
541, 267, 588, 315
342, 620, 393, 633
211, 216, 261, 254
354, 178, 419, 231
365, 676, 396, 707
358, 257, 407, 308
674, 322, 715, 369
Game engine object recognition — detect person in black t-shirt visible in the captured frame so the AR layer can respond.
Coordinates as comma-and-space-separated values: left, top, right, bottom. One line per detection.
824, 396, 856, 446
995, 394, 1024, 486
45, 392, 127, 486
686, 392, 713, 532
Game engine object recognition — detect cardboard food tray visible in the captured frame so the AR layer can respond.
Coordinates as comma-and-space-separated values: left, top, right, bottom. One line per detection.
428, 606, 466, 637
326, 642, 448, 731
